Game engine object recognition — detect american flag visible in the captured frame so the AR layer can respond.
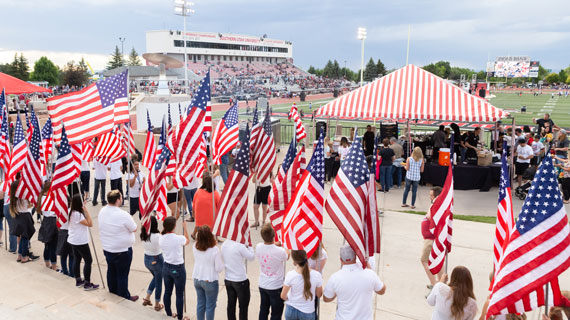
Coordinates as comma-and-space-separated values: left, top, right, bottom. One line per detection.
142, 110, 157, 170
15, 107, 42, 204
213, 125, 251, 245
325, 137, 372, 267
299, 144, 307, 172
0, 105, 9, 173
212, 103, 239, 165
151, 119, 169, 220
71, 143, 82, 178
25, 110, 32, 143
0, 89, 5, 109
40, 118, 53, 176
492, 147, 514, 285
81, 140, 94, 162
427, 156, 454, 275
121, 122, 136, 157
289, 103, 307, 142
268, 137, 302, 241
94, 129, 126, 165
140, 124, 172, 232
251, 107, 275, 185
487, 156, 570, 315
172, 71, 210, 187
249, 103, 260, 166
7, 115, 27, 183
365, 141, 381, 256
49, 126, 75, 227
282, 130, 325, 257
47, 70, 129, 144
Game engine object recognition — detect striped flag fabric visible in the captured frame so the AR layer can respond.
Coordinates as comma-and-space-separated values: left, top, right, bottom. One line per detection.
47, 70, 129, 144
16, 107, 42, 205
151, 119, 169, 220
81, 140, 94, 162
140, 123, 172, 232
427, 157, 454, 275
251, 107, 276, 185
0, 105, 9, 173
212, 103, 239, 165
40, 118, 53, 176
249, 103, 260, 165
71, 143, 82, 178
7, 116, 27, 184
289, 103, 307, 142
282, 130, 325, 257
142, 110, 157, 170
94, 129, 126, 165
487, 156, 570, 316
365, 142, 381, 256
25, 110, 32, 143
299, 144, 307, 172
325, 137, 371, 267
48, 126, 75, 227
213, 125, 252, 245
268, 137, 302, 240
121, 123, 136, 156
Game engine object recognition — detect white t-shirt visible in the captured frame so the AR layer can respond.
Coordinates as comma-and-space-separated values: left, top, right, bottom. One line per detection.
516, 145, 533, 164
184, 177, 201, 190
80, 160, 90, 172
323, 264, 384, 320
284, 269, 323, 313
97, 205, 136, 253
531, 141, 545, 155
221, 240, 255, 282
255, 243, 288, 290
308, 248, 327, 272
128, 172, 144, 198
67, 211, 89, 246
192, 245, 224, 282
109, 160, 123, 179
93, 160, 108, 180
143, 233, 161, 256
324, 145, 331, 159
338, 145, 350, 160
160, 233, 186, 265
427, 282, 477, 320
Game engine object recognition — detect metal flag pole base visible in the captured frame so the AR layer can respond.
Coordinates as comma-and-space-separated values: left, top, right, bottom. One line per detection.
4, 217, 7, 251
545, 282, 550, 317
174, 190, 187, 314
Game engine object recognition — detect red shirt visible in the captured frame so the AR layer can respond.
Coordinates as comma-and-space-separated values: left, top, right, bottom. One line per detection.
421, 217, 435, 240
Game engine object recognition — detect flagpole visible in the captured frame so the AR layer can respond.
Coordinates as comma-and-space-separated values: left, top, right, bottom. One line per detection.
545, 283, 550, 317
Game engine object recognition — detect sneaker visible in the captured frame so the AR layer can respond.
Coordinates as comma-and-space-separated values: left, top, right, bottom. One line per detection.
29, 255, 40, 261
76, 279, 85, 288
8, 250, 16, 254
92, 202, 98, 206
84, 283, 100, 291
102, 201, 108, 206
129, 295, 139, 302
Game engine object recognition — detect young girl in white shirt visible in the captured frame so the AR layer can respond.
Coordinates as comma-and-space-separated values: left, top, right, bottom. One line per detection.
140, 216, 163, 311
281, 250, 323, 320
37, 181, 59, 270
193, 225, 223, 320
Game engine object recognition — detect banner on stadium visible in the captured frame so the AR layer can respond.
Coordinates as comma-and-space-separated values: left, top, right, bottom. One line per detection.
494, 56, 531, 78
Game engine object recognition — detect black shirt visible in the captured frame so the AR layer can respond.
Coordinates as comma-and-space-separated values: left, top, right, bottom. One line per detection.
466, 132, 479, 148
379, 147, 395, 166
536, 118, 554, 134
363, 131, 375, 155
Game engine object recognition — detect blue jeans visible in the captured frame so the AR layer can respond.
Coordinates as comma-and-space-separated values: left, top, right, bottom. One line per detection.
285, 305, 315, 320
18, 236, 30, 258
163, 262, 186, 320
183, 188, 197, 216
380, 165, 393, 192
103, 247, 133, 299
43, 241, 57, 264
144, 254, 164, 302
194, 279, 219, 320
4, 205, 17, 252
391, 165, 402, 188
220, 164, 229, 183
402, 178, 419, 206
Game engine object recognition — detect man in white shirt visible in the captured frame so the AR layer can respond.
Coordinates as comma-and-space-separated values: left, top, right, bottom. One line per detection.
80, 160, 91, 202
92, 159, 108, 206
222, 239, 255, 320
323, 245, 386, 320
514, 137, 534, 188
109, 160, 124, 202
127, 160, 145, 218
98, 190, 138, 301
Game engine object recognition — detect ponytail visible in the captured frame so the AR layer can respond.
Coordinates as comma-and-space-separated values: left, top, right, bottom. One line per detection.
291, 250, 313, 301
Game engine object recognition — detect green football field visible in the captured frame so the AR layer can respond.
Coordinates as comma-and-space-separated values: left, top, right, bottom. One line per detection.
488, 92, 570, 128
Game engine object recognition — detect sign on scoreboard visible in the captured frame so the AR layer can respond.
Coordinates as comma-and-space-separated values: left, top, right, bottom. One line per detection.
528, 61, 540, 78
494, 56, 531, 78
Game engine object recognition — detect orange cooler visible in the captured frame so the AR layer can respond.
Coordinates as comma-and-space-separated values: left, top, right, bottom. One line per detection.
438, 148, 450, 166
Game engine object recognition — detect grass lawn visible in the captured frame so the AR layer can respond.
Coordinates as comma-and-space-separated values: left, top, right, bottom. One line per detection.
396, 210, 497, 224
488, 92, 570, 128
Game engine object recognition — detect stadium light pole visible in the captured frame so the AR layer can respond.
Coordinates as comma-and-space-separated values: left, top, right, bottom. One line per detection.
357, 27, 367, 87
119, 37, 126, 59
174, 0, 195, 93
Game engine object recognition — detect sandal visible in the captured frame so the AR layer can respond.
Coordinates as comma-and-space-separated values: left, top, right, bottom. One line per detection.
410, 206, 416, 209
142, 298, 152, 306
20, 259, 31, 263
154, 303, 164, 311
401, 204, 409, 207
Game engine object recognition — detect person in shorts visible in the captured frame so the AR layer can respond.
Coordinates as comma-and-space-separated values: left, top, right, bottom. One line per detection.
515, 137, 534, 188
422, 187, 443, 291
251, 174, 272, 228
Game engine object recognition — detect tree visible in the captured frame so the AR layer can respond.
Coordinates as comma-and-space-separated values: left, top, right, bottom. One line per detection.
30, 56, 59, 85
61, 60, 89, 87
332, 60, 341, 79
307, 66, 317, 74
423, 61, 451, 78
128, 47, 142, 66
7, 53, 30, 80
363, 57, 378, 82
538, 65, 549, 80
559, 69, 568, 85
544, 73, 560, 85
322, 60, 334, 78
376, 59, 387, 77
106, 45, 125, 70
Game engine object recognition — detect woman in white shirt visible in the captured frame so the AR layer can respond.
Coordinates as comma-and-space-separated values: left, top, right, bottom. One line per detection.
308, 242, 327, 273
159, 216, 190, 320
8, 180, 38, 263
140, 216, 163, 311
128, 160, 145, 218
37, 181, 59, 270
193, 225, 223, 320
427, 266, 477, 320
280, 250, 323, 320
338, 137, 351, 163
67, 194, 99, 291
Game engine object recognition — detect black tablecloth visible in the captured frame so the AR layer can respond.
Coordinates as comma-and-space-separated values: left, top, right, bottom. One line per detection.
421, 163, 501, 192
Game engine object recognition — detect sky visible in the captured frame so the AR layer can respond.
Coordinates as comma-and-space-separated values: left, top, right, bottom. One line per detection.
1, 0, 569, 73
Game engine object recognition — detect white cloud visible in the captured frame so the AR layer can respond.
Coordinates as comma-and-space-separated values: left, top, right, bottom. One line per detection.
0, 49, 110, 71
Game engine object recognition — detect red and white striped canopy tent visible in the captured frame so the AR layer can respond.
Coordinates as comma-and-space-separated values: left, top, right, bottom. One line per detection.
316, 64, 508, 122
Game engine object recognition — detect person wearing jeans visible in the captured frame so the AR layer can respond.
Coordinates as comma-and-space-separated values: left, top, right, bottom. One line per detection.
193, 226, 223, 320
222, 239, 255, 320
92, 159, 107, 206
141, 216, 163, 311
160, 216, 190, 320
109, 160, 124, 201
220, 153, 230, 183
402, 147, 425, 209
98, 191, 138, 301
256, 224, 287, 320
379, 139, 395, 192
4, 203, 17, 253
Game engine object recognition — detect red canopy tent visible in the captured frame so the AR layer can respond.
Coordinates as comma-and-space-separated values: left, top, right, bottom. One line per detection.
0, 72, 51, 94
316, 64, 508, 122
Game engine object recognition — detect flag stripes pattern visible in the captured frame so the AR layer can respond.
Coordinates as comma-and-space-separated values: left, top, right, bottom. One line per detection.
142, 110, 156, 169
251, 107, 275, 185
365, 142, 381, 256
493, 148, 514, 284
7, 116, 27, 185
428, 163, 454, 275
289, 104, 307, 142
0, 105, 10, 174
16, 108, 42, 205
212, 103, 239, 165
213, 125, 251, 245
81, 140, 94, 162
47, 70, 129, 144
94, 130, 125, 165
49, 126, 75, 227
122, 123, 136, 156
40, 118, 53, 176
